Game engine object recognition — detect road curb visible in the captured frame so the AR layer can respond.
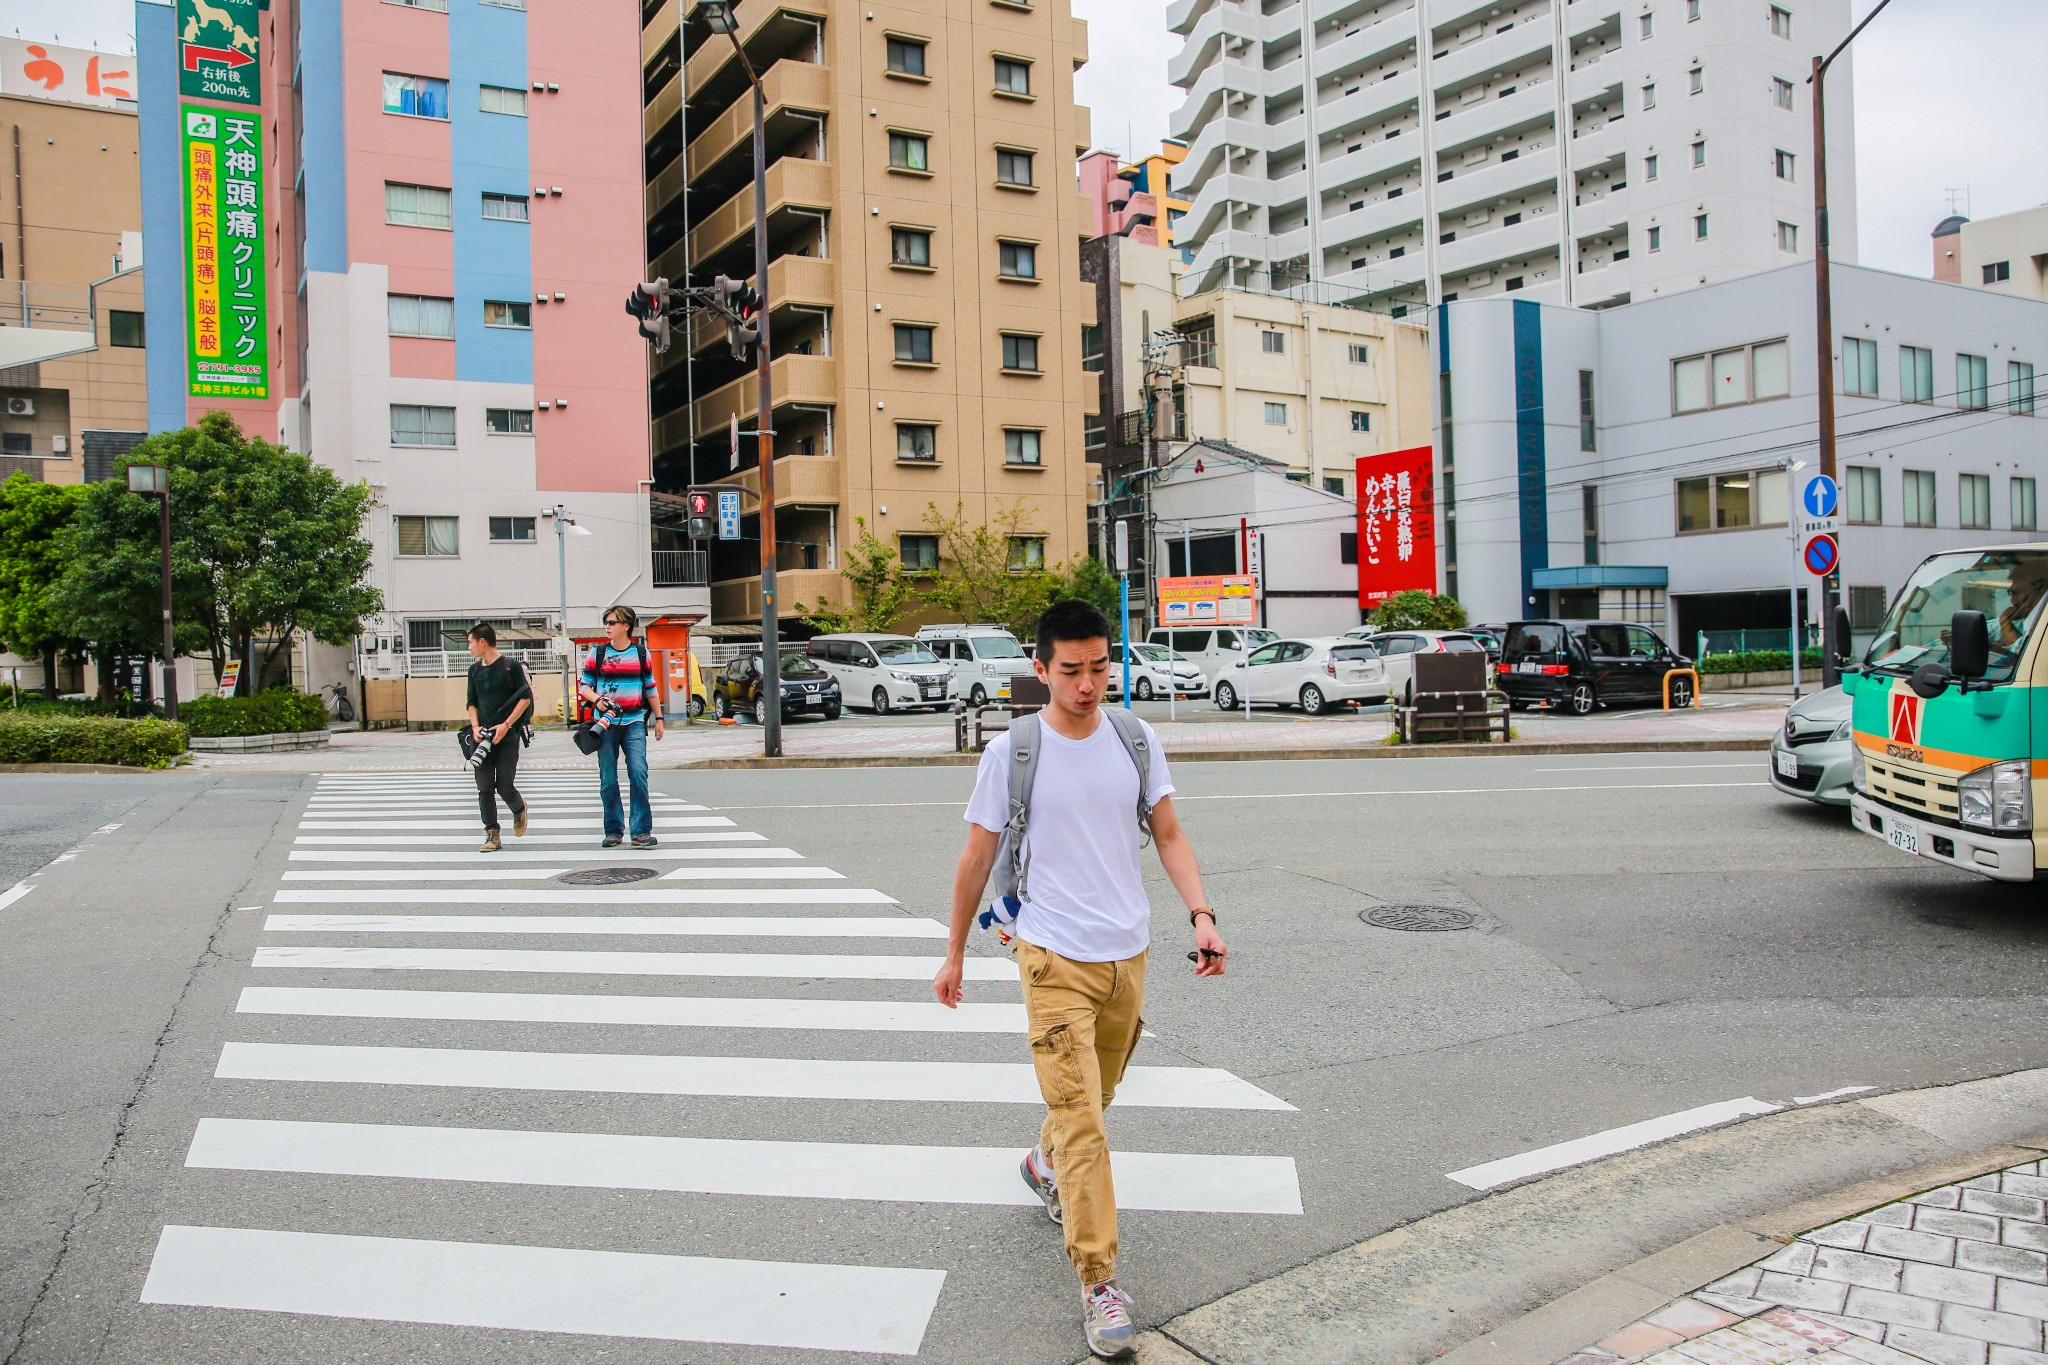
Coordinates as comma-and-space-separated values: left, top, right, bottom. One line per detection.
1127, 1068, 2048, 1365
668, 737, 1770, 771
0, 761, 170, 775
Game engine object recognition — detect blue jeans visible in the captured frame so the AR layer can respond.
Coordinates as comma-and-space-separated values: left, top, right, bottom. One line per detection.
596, 720, 651, 840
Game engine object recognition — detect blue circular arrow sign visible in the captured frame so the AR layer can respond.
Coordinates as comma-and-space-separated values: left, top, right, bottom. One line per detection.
1804, 532, 1840, 576
1802, 475, 1840, 519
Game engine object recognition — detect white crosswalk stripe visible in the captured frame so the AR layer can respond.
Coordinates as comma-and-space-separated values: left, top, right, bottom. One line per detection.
140, 769, 1303, 1356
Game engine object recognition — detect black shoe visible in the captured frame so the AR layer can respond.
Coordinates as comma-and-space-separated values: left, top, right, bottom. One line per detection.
601, 835, 623, 849
632, 834, 660, 849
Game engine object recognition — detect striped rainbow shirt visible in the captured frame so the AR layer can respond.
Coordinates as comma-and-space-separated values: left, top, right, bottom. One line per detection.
582, 643, 657, 726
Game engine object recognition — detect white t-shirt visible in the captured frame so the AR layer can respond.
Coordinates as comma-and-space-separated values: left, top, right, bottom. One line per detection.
964, 715, 1175, 963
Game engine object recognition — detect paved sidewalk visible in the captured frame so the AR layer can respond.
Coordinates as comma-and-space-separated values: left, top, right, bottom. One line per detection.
1560, 1156, 2048, 1365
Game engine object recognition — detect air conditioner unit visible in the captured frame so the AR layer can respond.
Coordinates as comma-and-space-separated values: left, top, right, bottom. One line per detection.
51, 435, 68, 454
5, 397, 34, 417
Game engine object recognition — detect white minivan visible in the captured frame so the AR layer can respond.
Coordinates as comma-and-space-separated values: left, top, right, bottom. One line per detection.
805, 634, 953, 713
1145, 625, 1278, 689
915, 624, 1036, 705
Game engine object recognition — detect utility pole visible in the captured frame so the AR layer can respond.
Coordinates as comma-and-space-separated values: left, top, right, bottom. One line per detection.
554, 503, 572, 724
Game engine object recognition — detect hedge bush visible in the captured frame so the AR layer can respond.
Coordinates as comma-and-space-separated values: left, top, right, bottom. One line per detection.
179, 686, 330, 738
0, 713, 188, 767
1699, 648, 1825, 676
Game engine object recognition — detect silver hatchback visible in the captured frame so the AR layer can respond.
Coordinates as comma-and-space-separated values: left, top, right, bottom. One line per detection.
1769, 686, 1854, 806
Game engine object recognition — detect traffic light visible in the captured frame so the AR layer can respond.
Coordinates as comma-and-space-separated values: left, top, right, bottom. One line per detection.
625, 279, 674, 352
685, 487, 716, 541
714, 274, 762, 362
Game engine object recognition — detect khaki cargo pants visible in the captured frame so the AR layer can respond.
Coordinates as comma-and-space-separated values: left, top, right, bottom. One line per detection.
1016, 938, 1147, 1287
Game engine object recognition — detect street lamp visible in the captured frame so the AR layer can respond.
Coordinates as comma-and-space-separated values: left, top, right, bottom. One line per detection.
552, 504, 593, 725
702, 0, 783, 759
125, 463, 177, 721
1809, 0, 1892, 686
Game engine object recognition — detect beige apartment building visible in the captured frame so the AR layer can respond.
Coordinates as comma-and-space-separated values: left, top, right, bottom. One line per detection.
1933, 207, 2048, 303
641, 0, 1098, 623
0, 46, 149, 485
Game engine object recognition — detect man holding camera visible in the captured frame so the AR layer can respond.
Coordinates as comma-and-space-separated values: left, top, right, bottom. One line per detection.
579, 605, 664, 849
465, 623, 532, 853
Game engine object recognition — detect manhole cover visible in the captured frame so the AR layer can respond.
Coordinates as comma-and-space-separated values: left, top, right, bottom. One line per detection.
1359, 904, 1478, 932
557, 867, 660, 885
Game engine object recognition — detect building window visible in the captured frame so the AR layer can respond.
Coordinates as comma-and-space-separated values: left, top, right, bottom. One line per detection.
997, 240, 1037, 279
1583, 484, 1600, 565
1845, 466, 1882, 524
385, 181, 453, 229
1691, 140, 1707, 168
1641, 82, 1656, 110
1638, 13, 1653, 38
1647, 225, 1662, 252
396, 515, 459, 556
1849, 585, 1888, 633
1775, 149, 1795, 181
1958, 353, 1989, 409
1006, 536, 1046, 573
1776, 221, 1798, 254
899, 534, 939, 573
1645, 153, 1659, 181
2011, 360, 2037, 414
995, 148, 1035, 186
1081, 324, 1104, 373
1506, 276, 1525, 291
888, 132, 930, 172
1324, 476, 1347, 498
485, 407, 533, 434
483, 300, 531, 329
891, 227, 931, 267
1687, 0, 1700, 18
1004, 429, 1042, 466
482, 192, 529, 221
109, 309, 145, 347
381, 73, 448, 119
1264, 401, 1287, 425
896, 423, 937, 462
1083, 412, 1106, 449
388, 293, 455, 339
885, 36, 926, 76
1348, 342, 1371, 364
388, 0, 450, 9
1772, 77, 1794, 110
1694, 213, 1709, 240
1672, 338, 1790, 413
1676, 471, 1771, 533
391, 404, 457, 447
489, 516, 536, 542
1579, 370, 1596, 450
1000, 333, 1039, 371
1984, 260, 2012, 285
1960, 473, 1993, 530
479, 84, 526, 116
1902, 469, 1936, 527
1260, 330, 1285, 354
893, 324, 935, 364
994, 57, 1031, 95
1841, 336, 1878, 396
1688, 66, 1704, 94
1769, 5, 1791, 38
1900, 345, 1934, 402
1, 433, 31, 457
2014, 477, 2039, 532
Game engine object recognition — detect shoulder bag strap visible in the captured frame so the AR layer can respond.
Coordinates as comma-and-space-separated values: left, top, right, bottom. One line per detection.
1003, 713, 1042, 901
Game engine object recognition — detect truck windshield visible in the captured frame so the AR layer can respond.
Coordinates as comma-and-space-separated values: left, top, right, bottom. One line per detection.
1864, 549, 2048, 685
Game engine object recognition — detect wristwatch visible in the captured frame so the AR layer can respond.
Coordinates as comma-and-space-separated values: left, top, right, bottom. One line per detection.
1189, 907, 1217, 926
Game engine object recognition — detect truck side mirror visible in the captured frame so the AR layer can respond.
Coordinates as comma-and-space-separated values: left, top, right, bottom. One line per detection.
1951, 609, 1990, 681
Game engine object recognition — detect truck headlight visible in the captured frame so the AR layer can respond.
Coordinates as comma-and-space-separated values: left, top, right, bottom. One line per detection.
1851, 746, 1867, 793
1958, 758, 2032, 832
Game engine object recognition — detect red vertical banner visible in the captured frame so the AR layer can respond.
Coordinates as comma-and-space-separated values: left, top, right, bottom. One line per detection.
1356, 446, 1438, 608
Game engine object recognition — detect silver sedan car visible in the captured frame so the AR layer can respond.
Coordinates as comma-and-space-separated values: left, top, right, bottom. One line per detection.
1768, 685, 1854, 806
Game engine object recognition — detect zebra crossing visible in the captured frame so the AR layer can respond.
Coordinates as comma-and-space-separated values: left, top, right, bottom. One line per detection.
138, 769, 1302, 1357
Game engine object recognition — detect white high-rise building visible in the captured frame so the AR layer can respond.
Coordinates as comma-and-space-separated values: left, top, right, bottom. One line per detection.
1167, 0, 1858, 315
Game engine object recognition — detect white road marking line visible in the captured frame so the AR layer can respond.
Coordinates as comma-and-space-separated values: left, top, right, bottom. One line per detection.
214, 1041, 1296, 1110
288, 848, 801, 863
235, 986, 1031, 1034
96, 822, 123, 833
262, 914, 948, 939
710, 780, 1769, 811
1793, 1085, 1875, 1105
273, 888, 894, 905
252, 945, 1015, 981
187, 1117, 1303, 1216
1446, 1097, 1783, 1191
0, 882, 35, 913
1530, 763, 1762, 772
139, 1224, 944, 1356
303, 806, 706, 817
277, 867, 845, 882
293, 833, 768, 846
298, 817, 737, 831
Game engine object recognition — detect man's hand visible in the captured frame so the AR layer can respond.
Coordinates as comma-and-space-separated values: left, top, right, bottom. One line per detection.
1192, 916, 1228, 977
470, 720, 485, 741
653, 717, 666, 741
932, 954, 965, 1009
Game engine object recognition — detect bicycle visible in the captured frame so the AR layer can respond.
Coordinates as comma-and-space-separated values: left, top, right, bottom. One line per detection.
325, 680, 356, 724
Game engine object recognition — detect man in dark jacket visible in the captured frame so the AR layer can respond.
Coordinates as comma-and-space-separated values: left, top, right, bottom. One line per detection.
466, 623, 532, 852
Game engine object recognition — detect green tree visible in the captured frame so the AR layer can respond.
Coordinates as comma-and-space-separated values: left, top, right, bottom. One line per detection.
918, 500, 1062, 636
59, 412, 383, 694
0, 475, 91, 697
1051, 554, 1123, 633
1367, 590, 1469, 631
793, 516, 918, 634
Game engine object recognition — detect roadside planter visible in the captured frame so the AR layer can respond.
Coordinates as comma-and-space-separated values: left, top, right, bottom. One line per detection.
180, 688, 331, 752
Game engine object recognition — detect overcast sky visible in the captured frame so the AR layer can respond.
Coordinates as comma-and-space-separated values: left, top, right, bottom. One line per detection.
11, 0, 2044, 277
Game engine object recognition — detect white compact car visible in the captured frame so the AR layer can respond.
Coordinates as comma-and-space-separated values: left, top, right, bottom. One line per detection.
1105, 642, 1209, 700
1213, 637, 1390, 714
1343, 628, 1493, 705
915, 624, 1036, 706
805, 634, 953, 713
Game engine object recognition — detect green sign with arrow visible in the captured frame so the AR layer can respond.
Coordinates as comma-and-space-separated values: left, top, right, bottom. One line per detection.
177, 0, 260, 107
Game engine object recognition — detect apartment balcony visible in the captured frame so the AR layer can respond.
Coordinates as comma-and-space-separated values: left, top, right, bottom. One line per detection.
1168, 1, 1262, 86
1432, 80, 1557, 155
1072, 16, 1087, 68
1177, 114, 1268, 188
721, 451, 842, 510
1568, 116, 1626, 171
1343, 249, 1428, 295
1435, 154, 1557, 218
687, 255, 838, 359
1173, 55, 1300, 142
643, 0, 676, 64
1267, 223, 1311, 263
687, 353, 839, 443
1315, 133, 1422, 197
1428, 20, 1552, 94
1179, 170, 1282, 243
1573, 186, 1628, 239
1567, 60, 1623, 108
683, 59, 830, 190
651, 549, 710, 589
682, 0, 829, 118
1311, 6, 1418, 83
712, 565, 841, 623
1168, 0, 1218, 37
1320, 195, 1425, 256
1437, 211, 1562, 276
0, 281, 100, 368
687, 156, 835, 268
1316, 67, 1421, 141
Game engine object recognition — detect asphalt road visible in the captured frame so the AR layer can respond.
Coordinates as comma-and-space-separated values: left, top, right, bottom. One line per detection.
5, 752, 2046, 1365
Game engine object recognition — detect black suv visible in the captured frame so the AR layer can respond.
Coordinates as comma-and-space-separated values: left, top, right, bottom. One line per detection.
1497, 620, 1695, 715
712, 651, 842, 722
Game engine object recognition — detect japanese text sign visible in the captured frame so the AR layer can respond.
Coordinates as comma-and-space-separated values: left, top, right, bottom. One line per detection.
1356, 445, 1438, 608
182, 106, 268, 399
0, 39, 135, 109
1158, 576, 1257, 627
178, 0, 260, 106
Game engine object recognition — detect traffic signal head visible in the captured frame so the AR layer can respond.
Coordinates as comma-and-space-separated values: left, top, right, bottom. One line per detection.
728, 317, 760, 361
713, 274, 762, 315
685, 488, 715, 541
626, 280, 673, 351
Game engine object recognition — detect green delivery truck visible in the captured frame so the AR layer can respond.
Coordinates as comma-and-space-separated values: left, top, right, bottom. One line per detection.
1848, 545, 2048, 882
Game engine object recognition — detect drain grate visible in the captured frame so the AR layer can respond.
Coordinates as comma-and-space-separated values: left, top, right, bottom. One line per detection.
1359, 903, 1478, 932
557, 866, 660, 885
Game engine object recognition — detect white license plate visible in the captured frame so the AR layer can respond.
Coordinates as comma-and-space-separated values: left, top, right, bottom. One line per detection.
1517, 661, 1542, 674
1774, 750, 1799, 780
1885, 825, 1919, 855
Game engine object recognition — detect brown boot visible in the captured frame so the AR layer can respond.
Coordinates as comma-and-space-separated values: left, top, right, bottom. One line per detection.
479, 829, 502, 852
512, 807, 528, 838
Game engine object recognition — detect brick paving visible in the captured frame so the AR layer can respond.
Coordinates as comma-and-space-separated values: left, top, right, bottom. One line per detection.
1558, 1158, 2048, 1365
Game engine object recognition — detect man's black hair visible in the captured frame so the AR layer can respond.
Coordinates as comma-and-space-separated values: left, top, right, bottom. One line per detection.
1035, 599, 1112, 662
468, 622, 497, 645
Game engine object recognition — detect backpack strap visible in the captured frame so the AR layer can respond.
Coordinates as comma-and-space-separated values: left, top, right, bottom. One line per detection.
998, 712, 1042, 902
1100, 707, 1154, 846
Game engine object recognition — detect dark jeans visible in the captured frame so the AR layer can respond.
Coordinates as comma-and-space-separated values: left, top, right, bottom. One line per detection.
475, 733, 525, 830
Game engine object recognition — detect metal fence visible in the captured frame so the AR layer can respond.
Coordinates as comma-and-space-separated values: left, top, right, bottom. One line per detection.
404, 645, 557, 678
0, 280, 94, 330
1694, 626, 1820, 658
652, 549, 708, 587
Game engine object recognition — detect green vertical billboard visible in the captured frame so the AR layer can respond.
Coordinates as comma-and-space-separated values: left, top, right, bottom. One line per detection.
181, 106, 268, 400
177, 0, 261, 106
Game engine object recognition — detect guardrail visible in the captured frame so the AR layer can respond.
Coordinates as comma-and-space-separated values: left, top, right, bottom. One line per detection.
653, 549, 709, 587
0, 280, 94, 330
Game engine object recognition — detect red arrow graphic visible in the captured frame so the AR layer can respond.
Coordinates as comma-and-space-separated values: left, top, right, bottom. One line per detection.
183, 45, 255, 72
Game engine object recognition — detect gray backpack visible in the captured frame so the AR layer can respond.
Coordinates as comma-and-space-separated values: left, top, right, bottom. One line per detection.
992, 709, 1153, 905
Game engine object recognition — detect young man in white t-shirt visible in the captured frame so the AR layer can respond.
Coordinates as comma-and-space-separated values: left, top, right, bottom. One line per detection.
935, 600, 1227, 1360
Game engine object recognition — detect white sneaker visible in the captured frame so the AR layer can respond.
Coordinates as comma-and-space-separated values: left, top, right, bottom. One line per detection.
1083, 1280, 1136, 1359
